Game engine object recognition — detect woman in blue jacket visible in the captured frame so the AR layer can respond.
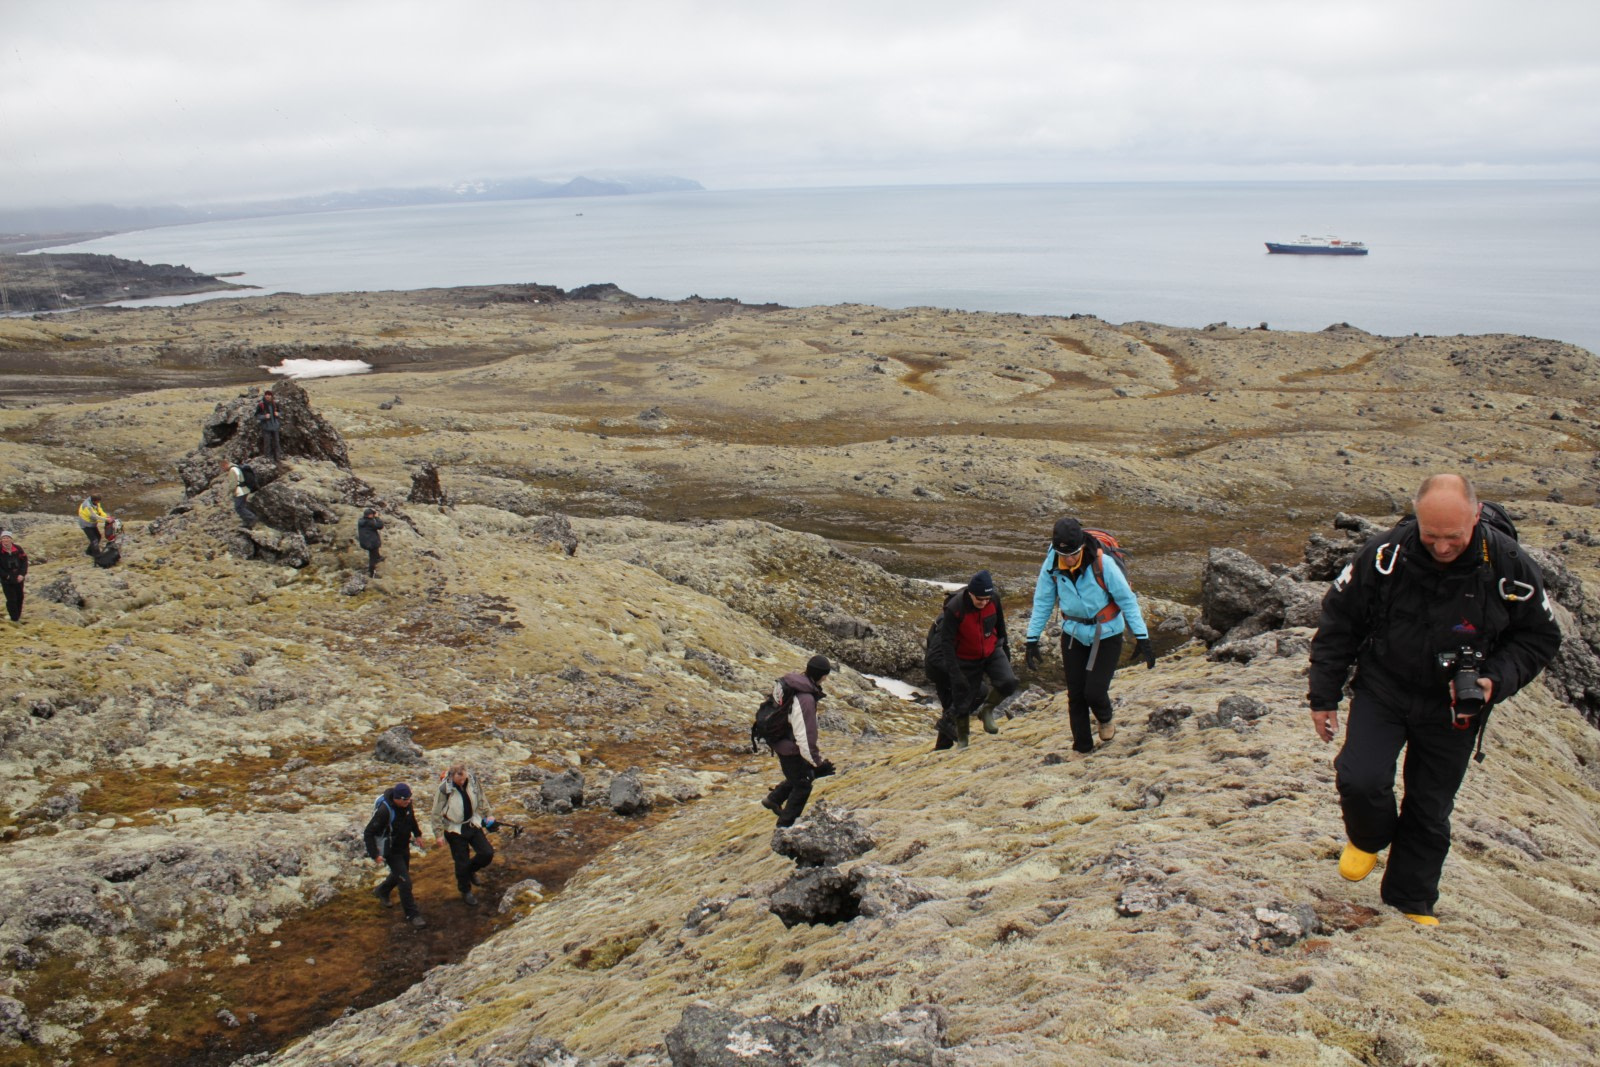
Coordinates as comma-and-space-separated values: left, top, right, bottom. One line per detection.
1025, 517, 1156, 753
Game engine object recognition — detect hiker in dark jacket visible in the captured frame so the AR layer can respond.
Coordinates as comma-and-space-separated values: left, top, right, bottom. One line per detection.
927, 570, 1017, 749
762, 655, 835, 828
357, 507, 384, 577
1308, 473, 1560, 926
363, 782, 427, 927
0, 530, 27, 623
1025, 517, 1154, 753
255, 390, 283, 462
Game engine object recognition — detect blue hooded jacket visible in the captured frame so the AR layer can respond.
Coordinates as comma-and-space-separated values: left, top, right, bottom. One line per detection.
1026, 543, 1149, 647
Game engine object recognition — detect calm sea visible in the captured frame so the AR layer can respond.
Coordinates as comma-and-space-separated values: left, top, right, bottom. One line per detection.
59, 181, 1600, 355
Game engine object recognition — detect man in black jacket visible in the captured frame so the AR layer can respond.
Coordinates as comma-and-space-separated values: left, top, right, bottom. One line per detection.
256, 390, 283, 462
357, 507, 384, 577
926, 570, 1017, 749
1308, 474, 1560, 925
363, 782, 427, 927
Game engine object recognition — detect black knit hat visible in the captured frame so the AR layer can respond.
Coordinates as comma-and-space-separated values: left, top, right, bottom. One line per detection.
805, 654, 832, 681
967, 570, 996, 597
1052, 517, 1087, 553
391, 782, 412, 799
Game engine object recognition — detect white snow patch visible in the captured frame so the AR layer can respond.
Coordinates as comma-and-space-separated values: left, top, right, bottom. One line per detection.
867, 674, 927, 701
265, 359, 372, 379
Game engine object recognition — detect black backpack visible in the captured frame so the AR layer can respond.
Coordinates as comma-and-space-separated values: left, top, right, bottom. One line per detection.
94, 542, 120, 569
750, 678, 798, 753
238, 463, 261, 493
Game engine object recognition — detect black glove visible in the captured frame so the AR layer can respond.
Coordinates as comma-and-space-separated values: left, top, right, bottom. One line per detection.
1135, 638, 1156, 670
814, 759, 836, 778
1024, 641, 1042, 671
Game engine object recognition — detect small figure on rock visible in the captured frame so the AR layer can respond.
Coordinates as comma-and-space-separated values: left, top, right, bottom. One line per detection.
255, 389, 284, 462
222, 459, 258, 529
364, 782, 427, 928
1308, 473, 1560, 926
357, 506, 384, 577
0, 530, 28, 623
432, 764, 497, 906
77, 494, 113, 557
926, 570, 1017, 749
1025, 518, 1154, 754
761, 655, 836, 828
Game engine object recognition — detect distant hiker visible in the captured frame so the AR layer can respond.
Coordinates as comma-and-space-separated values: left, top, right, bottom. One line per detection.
255, 390, 283, 462
357, 507, 384, 577
926, 570, 1017, 749
1025, 517, 1154, 753
77, 494, 112, 556
364, 782, 427, 928
1308, 473, 1559, 926
761, 655, 835, 828
222, 459, 258, 529
432, 764, 496, 906
0, 530, 27, 623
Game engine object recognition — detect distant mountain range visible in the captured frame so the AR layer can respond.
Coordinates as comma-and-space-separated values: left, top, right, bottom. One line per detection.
0, 175, 704, 241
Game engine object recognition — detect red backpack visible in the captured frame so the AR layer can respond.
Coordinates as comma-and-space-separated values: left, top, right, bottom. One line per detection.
1081, 529, 1127, 623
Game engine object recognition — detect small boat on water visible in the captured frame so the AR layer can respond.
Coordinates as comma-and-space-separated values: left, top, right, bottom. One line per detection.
1265, 235, 1369, 255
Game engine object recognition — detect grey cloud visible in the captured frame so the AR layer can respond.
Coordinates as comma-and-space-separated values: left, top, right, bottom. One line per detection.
2, 0, 1598, 208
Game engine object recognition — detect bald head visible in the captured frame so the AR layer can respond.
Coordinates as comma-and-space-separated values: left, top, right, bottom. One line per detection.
1413, 474, 1480, 564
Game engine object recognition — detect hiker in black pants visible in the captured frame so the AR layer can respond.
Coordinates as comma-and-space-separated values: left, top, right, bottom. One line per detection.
1309, 473, 1559, 926
762, 655, 835, 828
0, 530, 27, 623
432, 764, 496, 906
364, 782, 427, 928
358, 507, 384, 577
222, 459, 258, 529
1025, 518, 1154, 753
926, 570, 1017, 749
255, 390, 283, 462
78, 495, 112, 556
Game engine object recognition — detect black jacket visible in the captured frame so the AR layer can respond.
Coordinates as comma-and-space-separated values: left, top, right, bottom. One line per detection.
255, 398, 282, 432
0, 545, 26, 583
357, 514, 384, 550
926, 589, 1010, 692
1308, 520, 1560, 711
363, 789, 422, 860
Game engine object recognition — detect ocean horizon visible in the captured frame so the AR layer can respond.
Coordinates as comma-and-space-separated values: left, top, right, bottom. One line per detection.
55, 179, 1600, 356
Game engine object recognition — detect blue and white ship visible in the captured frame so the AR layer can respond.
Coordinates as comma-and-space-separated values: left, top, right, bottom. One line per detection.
1265, 235, 1369, 255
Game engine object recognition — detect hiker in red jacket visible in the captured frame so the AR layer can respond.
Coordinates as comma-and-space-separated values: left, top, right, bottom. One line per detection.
0, 530, 28, 623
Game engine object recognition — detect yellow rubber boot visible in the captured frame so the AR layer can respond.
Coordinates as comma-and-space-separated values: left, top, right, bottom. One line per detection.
1338, 843, 1378, 882
1402, 912, 1440, 926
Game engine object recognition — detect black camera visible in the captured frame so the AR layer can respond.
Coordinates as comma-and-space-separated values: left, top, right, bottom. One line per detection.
1437, 646, 1486, 722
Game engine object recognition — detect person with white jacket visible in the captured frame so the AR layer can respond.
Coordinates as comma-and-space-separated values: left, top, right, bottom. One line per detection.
431, 764, 495, 905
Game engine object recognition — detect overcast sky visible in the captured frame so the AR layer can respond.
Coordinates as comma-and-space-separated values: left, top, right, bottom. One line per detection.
3, 0, 1598, 208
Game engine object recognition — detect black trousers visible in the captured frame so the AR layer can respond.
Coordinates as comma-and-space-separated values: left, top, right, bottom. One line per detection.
82, 525, 101, 555
367, 544, 382, 576
261, 427, 282, 462
378, 848, 419, 918
233, 494, 258, 528
445, 824, 495, 893
1062, 631, 1123, 752
1334, 686, 1479, 913
766, 753, 815, 827
2, 579, 22, 622
933, 651, 1019, 749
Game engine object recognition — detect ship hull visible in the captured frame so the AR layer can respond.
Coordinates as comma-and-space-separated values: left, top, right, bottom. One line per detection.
1265, 242, 1368, 255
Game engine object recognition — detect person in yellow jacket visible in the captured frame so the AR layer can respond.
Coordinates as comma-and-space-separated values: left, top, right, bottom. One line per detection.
77, 495, 112, 557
